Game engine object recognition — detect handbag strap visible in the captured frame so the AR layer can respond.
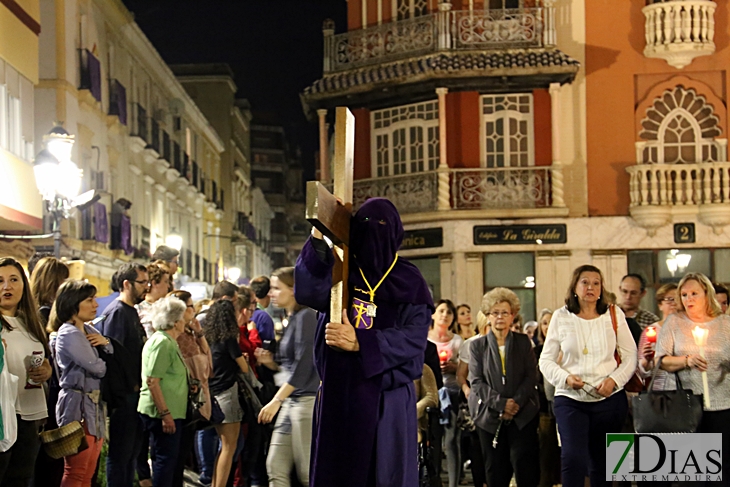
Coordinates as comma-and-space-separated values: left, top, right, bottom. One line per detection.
609, 305, 622, 365
646, 356, 684, 394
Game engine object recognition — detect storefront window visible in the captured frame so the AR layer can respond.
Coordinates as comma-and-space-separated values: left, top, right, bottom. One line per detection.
628, 249, 714, 314
410, 257, 440, 302
483, 253, 535, 322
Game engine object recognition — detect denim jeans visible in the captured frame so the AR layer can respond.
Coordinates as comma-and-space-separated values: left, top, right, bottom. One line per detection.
106, 393, 144, 487
140, 415, 183, 487
195, 428, 218, 484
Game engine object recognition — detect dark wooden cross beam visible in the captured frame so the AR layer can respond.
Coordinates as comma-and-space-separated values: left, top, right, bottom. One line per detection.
305, 107, 354, 323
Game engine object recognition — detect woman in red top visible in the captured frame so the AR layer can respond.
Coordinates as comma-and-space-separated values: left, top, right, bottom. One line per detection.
236, 286, 261, 372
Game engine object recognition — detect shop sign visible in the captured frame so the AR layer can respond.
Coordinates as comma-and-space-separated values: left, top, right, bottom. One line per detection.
473, 224, 567, 245
674, 223, 695, 244
401, 228, 443, 250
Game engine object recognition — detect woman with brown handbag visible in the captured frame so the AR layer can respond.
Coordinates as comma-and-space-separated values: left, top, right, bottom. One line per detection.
49, 279, 111, 487
539, 265, 637, 487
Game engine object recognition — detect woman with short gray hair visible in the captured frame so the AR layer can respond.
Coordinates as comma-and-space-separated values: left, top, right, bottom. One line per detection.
137, 295, 189, 487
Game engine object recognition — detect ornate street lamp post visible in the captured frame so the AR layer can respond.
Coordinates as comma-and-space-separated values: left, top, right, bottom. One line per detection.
33, 125, 96, 259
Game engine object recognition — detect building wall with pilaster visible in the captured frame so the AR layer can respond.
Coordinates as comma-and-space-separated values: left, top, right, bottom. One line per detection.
35, 0, 225, 291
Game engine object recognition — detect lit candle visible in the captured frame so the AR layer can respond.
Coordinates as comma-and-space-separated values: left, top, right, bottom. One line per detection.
645, 326, 657, 344
691, 326, 710, 409
439, 350, 449, 364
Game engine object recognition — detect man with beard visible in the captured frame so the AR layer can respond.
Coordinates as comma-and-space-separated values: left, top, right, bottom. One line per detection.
97, 262, 149, 487
295, 198, 434, 487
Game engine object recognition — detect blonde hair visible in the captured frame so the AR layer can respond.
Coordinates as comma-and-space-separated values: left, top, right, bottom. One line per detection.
481, 287, 521, 316
676, 272, 722, 318
475, 310, 490, 335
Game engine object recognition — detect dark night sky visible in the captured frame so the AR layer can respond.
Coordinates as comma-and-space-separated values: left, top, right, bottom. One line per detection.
121, 0, 347, 179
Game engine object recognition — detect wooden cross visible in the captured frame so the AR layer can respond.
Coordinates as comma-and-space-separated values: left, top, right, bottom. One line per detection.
305, 107, 355, 324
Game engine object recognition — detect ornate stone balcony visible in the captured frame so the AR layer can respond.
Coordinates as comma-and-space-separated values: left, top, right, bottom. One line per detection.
352, 165, 566, 220
627, 159, 730, 235
324, 7, 556, 73
643, 0, 716, 69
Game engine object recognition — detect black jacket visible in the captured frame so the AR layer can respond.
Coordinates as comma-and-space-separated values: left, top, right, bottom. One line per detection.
468, 331, 539, 434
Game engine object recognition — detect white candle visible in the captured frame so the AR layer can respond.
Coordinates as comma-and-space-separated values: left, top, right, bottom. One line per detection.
692, 326, 710, 409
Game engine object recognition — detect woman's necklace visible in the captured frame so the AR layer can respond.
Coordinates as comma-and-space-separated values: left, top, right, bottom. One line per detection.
579, 320, 596, 355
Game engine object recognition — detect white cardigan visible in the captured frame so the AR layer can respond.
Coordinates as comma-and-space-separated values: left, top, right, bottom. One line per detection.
539, 306, 637, 402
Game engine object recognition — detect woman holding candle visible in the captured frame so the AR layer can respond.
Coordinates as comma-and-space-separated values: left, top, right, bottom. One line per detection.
637, 283, 677, 389
656, 273, 730, 466
428, 299, 463, 487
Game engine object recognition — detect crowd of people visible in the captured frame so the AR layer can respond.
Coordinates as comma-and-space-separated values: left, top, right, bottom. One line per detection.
432, 269, 730, 487
0, 236, 728, 487
0, 248, 319, 487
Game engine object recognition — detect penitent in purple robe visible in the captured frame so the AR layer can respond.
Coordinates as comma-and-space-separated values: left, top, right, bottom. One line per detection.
295, 198, 434, 487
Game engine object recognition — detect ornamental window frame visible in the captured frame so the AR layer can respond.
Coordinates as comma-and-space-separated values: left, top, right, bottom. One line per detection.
638, 86, 725, 164
371, 100, 440, 178
393, 0, 429, 20
479, 93, 535, 168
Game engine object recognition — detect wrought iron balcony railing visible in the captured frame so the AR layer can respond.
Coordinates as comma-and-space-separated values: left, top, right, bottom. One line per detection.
451, 166, 553, 209
354, 171, 439, 214
352, 165, 563, 215
324, 7, 556, 73
79, 49, 102, 101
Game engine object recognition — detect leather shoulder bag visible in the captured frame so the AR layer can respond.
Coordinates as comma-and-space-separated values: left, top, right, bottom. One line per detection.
610, 305, 644, 393
632, 356, 703, 433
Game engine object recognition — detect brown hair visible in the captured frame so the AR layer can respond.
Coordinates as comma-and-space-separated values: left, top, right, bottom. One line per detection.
432, 298, 457, 332
565, 265, 609, 315
235, 286, 254, 312
168, 289, 192, 304
30, 257, 69, 307
48, 280, 97, 332
676, 273, 722, 318
271, 267, 303, 313
0, 257, 50, 356
147, 262, 169, 285
655, 283, 678, 305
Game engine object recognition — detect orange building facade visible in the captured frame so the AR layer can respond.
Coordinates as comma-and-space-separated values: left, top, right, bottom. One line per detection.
303, 0, 729, 319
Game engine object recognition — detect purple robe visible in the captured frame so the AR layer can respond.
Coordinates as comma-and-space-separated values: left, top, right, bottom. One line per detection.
295, 198, 434, 487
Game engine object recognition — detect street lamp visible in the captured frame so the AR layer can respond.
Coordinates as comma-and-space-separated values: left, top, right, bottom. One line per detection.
165, 228, 183, 251
33, 124, 97, 259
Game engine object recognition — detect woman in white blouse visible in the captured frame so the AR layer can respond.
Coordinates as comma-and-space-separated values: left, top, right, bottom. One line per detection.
539, 265, 637, 487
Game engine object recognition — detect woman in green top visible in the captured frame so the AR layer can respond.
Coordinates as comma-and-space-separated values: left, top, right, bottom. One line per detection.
137, 295, 189, 487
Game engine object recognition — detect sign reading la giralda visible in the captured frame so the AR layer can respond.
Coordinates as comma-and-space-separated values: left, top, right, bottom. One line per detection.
473, 224, 567, 245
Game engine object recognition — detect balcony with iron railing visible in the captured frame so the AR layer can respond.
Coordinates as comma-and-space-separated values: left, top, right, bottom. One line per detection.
108, 79, 127, 125
323, 5, 556, 73
352, 164, 566, 221
643, 0, 716, 69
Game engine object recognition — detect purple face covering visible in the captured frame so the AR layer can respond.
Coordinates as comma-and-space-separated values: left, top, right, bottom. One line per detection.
349, 198, 433, 309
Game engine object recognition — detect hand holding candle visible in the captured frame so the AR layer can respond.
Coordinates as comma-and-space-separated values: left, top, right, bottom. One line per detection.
644, 326, 657, 361
439, 350, 449, 364
691, 326, 710, 409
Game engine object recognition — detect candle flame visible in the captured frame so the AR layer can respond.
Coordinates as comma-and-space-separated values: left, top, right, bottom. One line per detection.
692, 326, 709, 348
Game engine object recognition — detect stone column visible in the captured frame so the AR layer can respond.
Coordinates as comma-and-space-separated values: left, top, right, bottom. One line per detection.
317, 108, 330, 183
436, 87, 450, 210
549, 82, 565, 208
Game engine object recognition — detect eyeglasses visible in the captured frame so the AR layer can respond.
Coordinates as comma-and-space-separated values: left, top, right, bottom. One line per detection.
135, 279, 149, 286
662, 297, 676, 303
247, 306, 257, 313
489, 311, 512, 318
582, 381, 604, 400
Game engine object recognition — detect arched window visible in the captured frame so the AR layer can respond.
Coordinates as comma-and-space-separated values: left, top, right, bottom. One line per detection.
639, 86, 722, 164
